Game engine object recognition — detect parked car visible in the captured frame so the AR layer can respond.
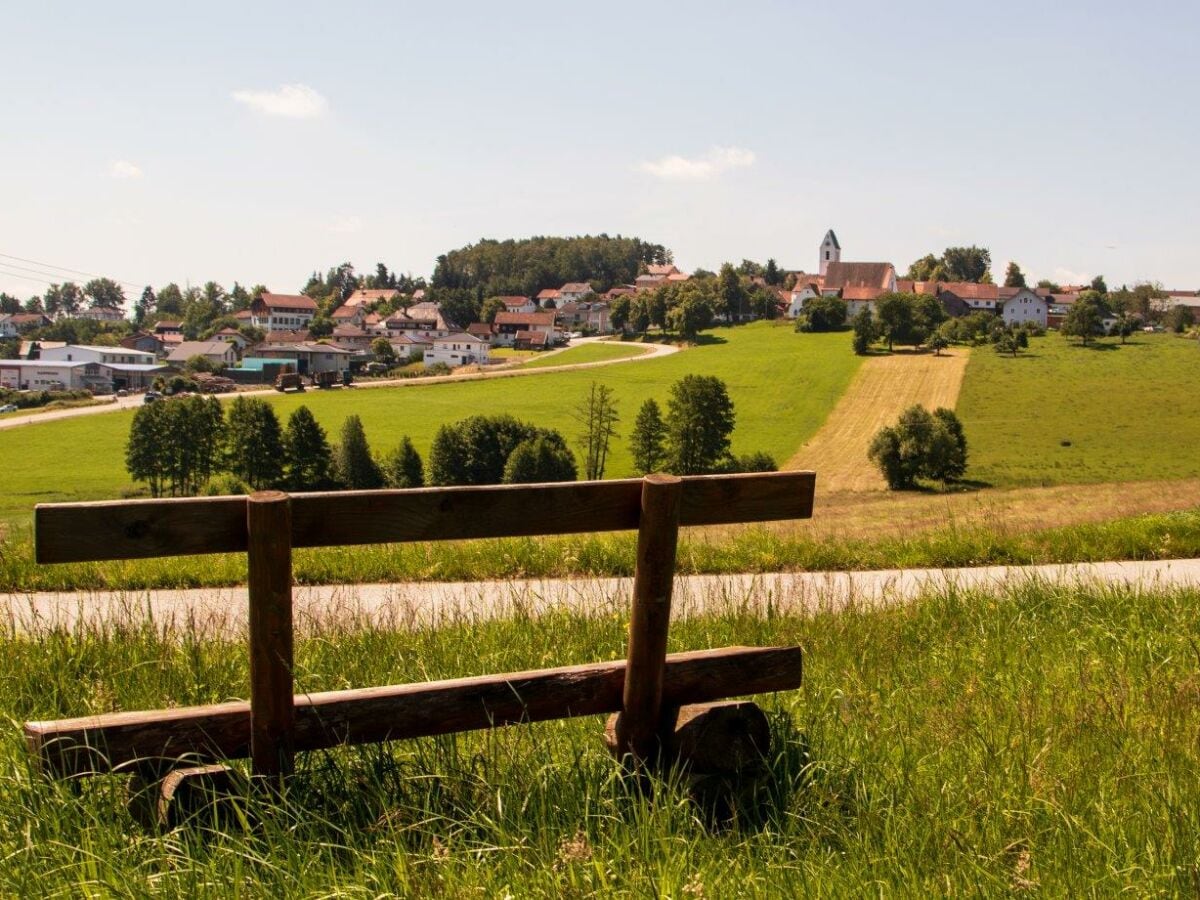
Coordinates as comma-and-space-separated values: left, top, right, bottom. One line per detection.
0, 404, 17, 413
116, 389, 129, 397
143, 391, 161, 404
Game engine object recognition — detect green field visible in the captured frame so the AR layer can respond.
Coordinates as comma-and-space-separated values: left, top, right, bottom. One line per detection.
958, 333, 1200, 487
2, 581, 1196, 894
0, 324, 859, 524
518, 341, 647, 368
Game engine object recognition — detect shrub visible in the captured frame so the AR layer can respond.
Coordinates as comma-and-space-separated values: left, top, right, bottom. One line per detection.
868, 405, 968, 489
502, 433, 578, 483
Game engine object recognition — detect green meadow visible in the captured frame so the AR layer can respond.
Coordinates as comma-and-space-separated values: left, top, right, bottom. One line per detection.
2, 581, 1196, 894
957, 333, 1200, 487
0, 324, 859, 524
518, 341, 648, 367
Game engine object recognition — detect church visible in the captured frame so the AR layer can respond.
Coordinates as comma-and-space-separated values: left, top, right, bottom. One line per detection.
785, 230, 898, 318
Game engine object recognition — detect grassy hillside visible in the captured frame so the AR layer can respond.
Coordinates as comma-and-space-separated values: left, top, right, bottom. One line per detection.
0, 324, 859, 523
958, 333, 1200, 487
1, 581, 1196, 893
517, 340, 647, 368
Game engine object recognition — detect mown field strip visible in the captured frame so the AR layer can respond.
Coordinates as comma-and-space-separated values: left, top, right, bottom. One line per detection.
785, 349, 970, 492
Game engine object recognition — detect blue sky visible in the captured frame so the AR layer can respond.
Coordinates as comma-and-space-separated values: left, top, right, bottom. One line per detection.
2, 0, 1198, 299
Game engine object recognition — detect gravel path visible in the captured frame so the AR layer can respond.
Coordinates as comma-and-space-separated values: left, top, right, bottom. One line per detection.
6, 558, 1199, 638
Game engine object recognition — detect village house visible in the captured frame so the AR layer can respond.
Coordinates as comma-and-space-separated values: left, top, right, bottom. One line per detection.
387, 333, 431, 361
212, 327, 250, 352
493, 310, 558, 347
384, 304, 449, 340
785, 275, 824, 318
558, 282, 595, 303
466, 322, 494, 342
514, 330, 551, 351
498, 296, 537, 314
120, 331, 164, 356
2, 344, 167, 391
40, 344, 158, 366
249, 293, 318, 331
343, 288, 399, 308
331, 324, 374, 351
536, 288, 561, 308
0, 315, 16, 338
254, 341, 355, 375
999, 287, 1048, 328
939, 282, 1000, 312
166, 341, 239, 368
331, 304, 368, 327
77, 306, 125, 323
1045, 293, 1080, 328
3, 312, 52, 334
424, 332, 491, 368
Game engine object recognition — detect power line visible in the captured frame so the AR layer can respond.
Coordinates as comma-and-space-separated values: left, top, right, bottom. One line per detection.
0, 251, 143, 289
0, 267, 61, 288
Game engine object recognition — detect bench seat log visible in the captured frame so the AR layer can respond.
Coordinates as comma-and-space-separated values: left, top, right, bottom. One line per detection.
34, 471, 815, 563
26, 645, 802, 778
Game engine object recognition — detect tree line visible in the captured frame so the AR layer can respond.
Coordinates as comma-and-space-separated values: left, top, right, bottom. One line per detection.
124, 375, 776, 499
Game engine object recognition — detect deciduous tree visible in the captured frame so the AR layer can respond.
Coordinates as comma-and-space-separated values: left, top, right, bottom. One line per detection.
574, 383, 620, 480
665, 375, 735, 475
502, 433, 578, 483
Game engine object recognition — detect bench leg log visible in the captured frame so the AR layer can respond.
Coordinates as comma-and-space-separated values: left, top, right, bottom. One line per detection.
604, 700, 772, 775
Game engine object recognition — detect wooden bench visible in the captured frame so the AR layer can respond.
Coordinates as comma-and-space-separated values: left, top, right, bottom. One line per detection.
26, 471, 814, 791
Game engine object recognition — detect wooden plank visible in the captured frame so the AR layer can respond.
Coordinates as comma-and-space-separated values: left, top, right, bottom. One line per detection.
246, 491, 294, 779
35, 472, 815, 564
25, 646, 802, 778
616, 475, 682, 761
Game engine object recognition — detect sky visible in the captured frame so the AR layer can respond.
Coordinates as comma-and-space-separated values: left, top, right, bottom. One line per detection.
2, 0, 1199, 301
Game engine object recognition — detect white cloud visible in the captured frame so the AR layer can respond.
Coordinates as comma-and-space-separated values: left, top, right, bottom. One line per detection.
232, 83, 328, 119
637, 145, 756, 181
328, 215, 362, 234
1054, 267, 1090, 285
110, 160, 142, 179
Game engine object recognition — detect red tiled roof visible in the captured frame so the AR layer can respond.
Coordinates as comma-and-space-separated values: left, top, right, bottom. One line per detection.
843, 286, 884, 301
646, 264, 678, 276
495, 311, 556, 327
264, 330, 312, 343
234, 309, 253, 319
332, 325, 368, 337
331, 306, 359, 319
467, 323, 494, 337
515, 330, 550, 345
938, 282, 999, 301
823, 262, 895, 292
257, 293, 318, 311
344, 288, 399, 306
536, 288, 561, 300
560, 282, 593, 293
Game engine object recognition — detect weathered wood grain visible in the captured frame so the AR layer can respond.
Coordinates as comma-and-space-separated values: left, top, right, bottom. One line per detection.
34, 471, 816, 563
25, 645, 803, 777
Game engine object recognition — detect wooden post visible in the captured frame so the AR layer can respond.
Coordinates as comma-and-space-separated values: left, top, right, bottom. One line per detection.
246, 490, 294, 780
617, 473, 683, 762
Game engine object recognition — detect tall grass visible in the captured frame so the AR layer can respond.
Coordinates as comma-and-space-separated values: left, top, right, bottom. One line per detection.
1, 581, 1198, 894
4, 507, 1200, 593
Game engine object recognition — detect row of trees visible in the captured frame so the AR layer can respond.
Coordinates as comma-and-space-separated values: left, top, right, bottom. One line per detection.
126, 397, 425, 497
608, 266, 779, 341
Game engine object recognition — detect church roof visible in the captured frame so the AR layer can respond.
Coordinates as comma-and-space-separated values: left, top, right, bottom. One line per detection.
823, 261, 893, 291
824, 229, 841, 250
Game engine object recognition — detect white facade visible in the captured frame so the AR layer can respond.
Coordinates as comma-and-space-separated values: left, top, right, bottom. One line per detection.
0, 315, 17, 338
424, 334, 491, 368
0, 360, 88, 390
1001, 289, 1048, 327
39, 345, 157, 366
786, 285, 820, 318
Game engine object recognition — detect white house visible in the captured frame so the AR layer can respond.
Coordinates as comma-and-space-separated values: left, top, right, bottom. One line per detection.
785, 277, 823, 318
558, 282, 594, 303
425, 333, 491, 368
493, 311, 558, 347
249, 293, 318, 331
0, 315, 17, 338
77, 307, 126, 323
39, 344, 158, 366
498, 296, 537, 314
1000, 288, 1048, 328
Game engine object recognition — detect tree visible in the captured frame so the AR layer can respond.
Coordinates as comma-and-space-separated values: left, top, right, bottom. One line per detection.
84, 277, 126, 311
155, 283, 184, 317
574, 383, 620, 480
668, 291, 714, 341
184, 354, 216, 374
1035, 279, 1061, 293
224, 396, 285, 490
994, 334, 1019, 356
665, 375, 735, 475
798, 295, 847, 332
728, 451, 778, 473
610, 296, 632, 332
1062, 293, 1106, 345
134, 286, 154, 326
284, 406, 334, 491
630, 399, 667, 474
874, 293, 916, 351
629, 296, 651, 333
502, 432, 578, 483
764, 258, 782, 286
382, 436, 425, 488
1003, 262, 1027, 288
868, 404, 967, 489
371, 336, 397, 366
941, 246, 992, 283
1090, 275, 1108, 295
905, 254, 948, 282
335, 415, 385, 489
1168, 304, 1195, 333
929, 334, 949, 356
716, 263, 744, 321
44, 282, 83, 318
852, 307, 877, 354
747, 286, 778, 320
480, 296, 507, 324
929, 408, 968, 482
126, 396, 223, 497
431, 287, 480, 329
0, 293, 19, 315
428, 414, 542, 485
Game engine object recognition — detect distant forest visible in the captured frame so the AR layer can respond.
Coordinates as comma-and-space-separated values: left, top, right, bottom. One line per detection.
430, 235, 673, 298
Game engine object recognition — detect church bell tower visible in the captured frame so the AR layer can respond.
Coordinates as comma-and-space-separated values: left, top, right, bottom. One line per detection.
819, 229, 841, 277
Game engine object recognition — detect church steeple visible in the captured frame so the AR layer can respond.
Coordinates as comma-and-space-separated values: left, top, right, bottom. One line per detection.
819, 229, 841, 276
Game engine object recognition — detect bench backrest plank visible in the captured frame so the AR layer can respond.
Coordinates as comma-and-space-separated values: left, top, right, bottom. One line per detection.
35, 471, 815, 563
